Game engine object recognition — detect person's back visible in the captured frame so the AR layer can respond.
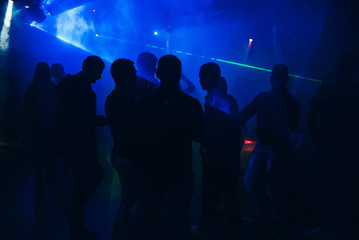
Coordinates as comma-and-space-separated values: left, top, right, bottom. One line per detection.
239, 65, 300, 145
202, 75, 241, 167
240, 64, 300, 233
137, 55, 204, 240
105, 59, 140, 240
50, 56, 105, 239
198, 64, 242, 238
140, 88, 203, 180
53, 72, 97, 156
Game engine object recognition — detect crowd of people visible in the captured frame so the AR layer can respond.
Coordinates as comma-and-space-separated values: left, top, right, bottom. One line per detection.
21, 52, 359, 240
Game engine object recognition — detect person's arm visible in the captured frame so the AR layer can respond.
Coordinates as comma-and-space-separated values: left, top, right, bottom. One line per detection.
238, 95, 259, 124
180, 74, 195, 94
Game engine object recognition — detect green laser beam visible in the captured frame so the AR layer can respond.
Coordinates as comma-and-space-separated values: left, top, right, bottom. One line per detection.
215, 59, 272, 72
96, 34, 322, 83
215, 59, 322, 83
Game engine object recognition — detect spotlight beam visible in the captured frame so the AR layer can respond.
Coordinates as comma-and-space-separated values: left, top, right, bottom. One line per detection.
0, 0, 14, 51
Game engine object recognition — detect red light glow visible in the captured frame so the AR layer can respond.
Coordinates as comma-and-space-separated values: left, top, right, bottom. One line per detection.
244, 139, 256, 145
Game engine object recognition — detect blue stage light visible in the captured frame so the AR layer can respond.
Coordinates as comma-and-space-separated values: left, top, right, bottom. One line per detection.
154, 31, 158, 36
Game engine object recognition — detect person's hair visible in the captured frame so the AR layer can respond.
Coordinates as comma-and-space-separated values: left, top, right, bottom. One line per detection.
200, 62, 221, 90
200, 62, 221, 79
82, 56, 105, 72
218, 76, 228, 93
33, 62, 51, 84
156, 55, 182, 85
110, 58, 135, 83
137, 52, 157, 70
271, 64, 289, 87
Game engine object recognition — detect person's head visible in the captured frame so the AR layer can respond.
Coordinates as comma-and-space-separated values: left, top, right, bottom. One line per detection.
82, 56, 105, 84
199, 62, 221, 91
136, 52, 157, 77
270, 64, 289, 91
110, 58, 137, 91
33, 62, 51, 85
51, 63, 65, 83
156, 55, 182, 88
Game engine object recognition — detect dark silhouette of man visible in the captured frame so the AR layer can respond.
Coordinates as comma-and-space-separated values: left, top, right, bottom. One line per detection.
135, 52, 195, 100
198, 63, 242, 239
137, 55, 205, 240
239, 64, 300, 234
50, 56, 105, 239
23, 62, 56, 185
51, 63, 66, 85
105, 59, 139, 240
307, 54, 359, 239
134, 52, 160, 99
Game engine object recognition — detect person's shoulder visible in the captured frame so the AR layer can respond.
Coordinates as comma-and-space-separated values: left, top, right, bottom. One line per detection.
226, 94, 238, 104
178, 92, 203, 111
254, 91, 270, 101
178, 91, 200, 104
57, 74, 73, 87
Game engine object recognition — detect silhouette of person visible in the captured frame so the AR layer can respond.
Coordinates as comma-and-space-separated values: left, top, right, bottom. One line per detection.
239, 64, 300, 233
134, 52, 160, 99
23, 62, 56, 185
136, 55, 205, 240
105, 59, 139, 240
198, 63, 242, 239
134, 52, 195, 100
50, 56, 105, 239
307, 54, 359, 239
50, 63, 66, 85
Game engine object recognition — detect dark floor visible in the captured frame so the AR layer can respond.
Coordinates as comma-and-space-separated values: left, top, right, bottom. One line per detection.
0, 135, 317, 240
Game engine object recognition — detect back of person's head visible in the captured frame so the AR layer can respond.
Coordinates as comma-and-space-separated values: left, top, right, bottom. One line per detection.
34, 62, 51, 85
137, 52, 157, 75
51, 63, 65, 82
110, 58, 137, 90
82, 56, 105, 83
218, 76, 228, 93
156, 55, 182, 87
270, 64, 289, 89
83, 56, 105, 71
199, 62, 221, 91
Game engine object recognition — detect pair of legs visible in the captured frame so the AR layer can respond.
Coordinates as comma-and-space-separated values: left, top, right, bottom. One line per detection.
110, 155, 139, 240
200, 163, 240, 238
68, 154, 104, 236
130, 174, 194, 240
244, 143, 285, 222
